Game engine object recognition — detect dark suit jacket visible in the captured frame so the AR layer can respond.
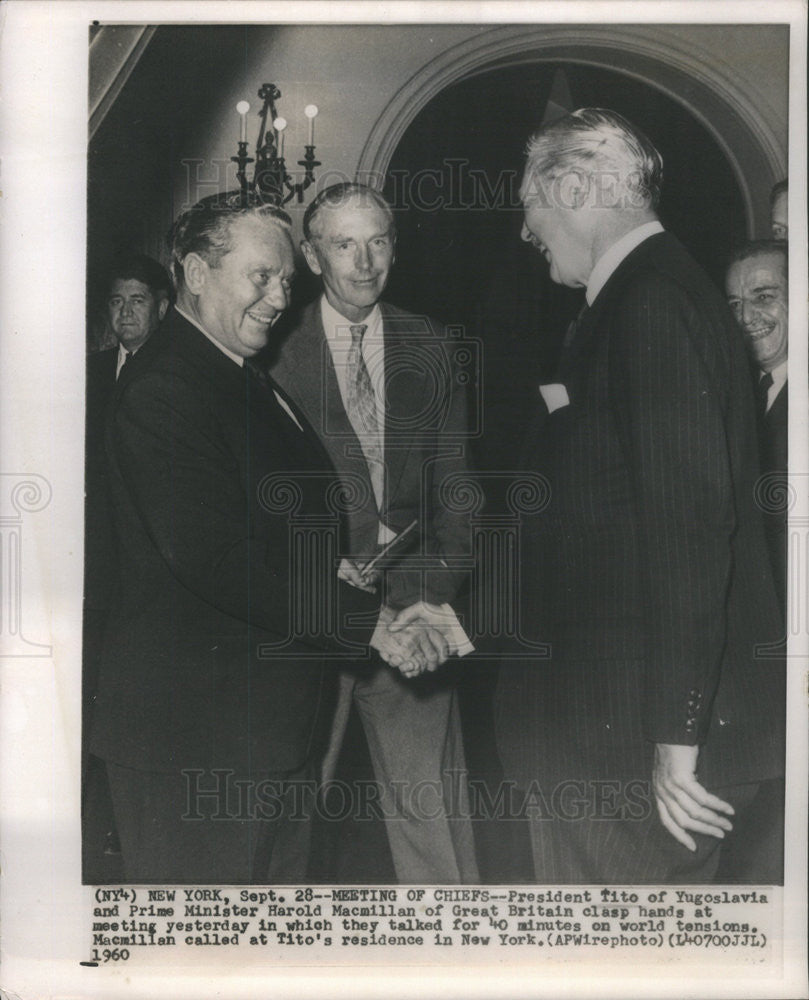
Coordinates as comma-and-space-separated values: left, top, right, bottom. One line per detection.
496, 232, 785, 792
89, 308, 379, 776
85, 347, 119, 611
759, 380, 788, 616
85, 337, 164, 611
270, 298, 473, 611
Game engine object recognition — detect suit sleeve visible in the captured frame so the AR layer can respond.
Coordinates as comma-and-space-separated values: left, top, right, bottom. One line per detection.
608, 270, 734, 746
384, 339, 477, 610
426, 355, 476, 606
111, 368, 378, 651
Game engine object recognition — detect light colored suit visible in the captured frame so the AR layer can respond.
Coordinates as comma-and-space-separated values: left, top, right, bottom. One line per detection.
271, 297, 479, 883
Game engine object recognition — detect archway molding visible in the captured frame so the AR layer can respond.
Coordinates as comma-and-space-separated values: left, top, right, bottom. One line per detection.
356, 25, 786, 235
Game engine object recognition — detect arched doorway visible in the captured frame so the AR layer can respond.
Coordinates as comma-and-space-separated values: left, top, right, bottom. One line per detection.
358, 24, 784, 230
352, 28, 785, 455
384, 60, 747, 310
380, 60, 749, 471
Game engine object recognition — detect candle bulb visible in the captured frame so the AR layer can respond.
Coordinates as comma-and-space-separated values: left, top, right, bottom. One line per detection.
236, 101, 250, 143
305, 104, 318, 147
273, 117, 287, 159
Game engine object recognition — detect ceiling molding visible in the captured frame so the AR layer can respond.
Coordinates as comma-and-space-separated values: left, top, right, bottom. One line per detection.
89, 25, 157, 140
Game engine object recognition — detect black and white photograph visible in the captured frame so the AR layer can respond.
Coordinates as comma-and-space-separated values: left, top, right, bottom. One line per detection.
1, 2, 807, 998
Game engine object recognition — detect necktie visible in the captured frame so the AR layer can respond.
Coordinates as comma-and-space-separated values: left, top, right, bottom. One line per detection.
563, 301, 589, 348
346, 323, 384, 509
756, 371, 774, 419
556, 301, 589, 381
116, 350, 132, 381
244, 355, 271, 389
244, 357, 304, 432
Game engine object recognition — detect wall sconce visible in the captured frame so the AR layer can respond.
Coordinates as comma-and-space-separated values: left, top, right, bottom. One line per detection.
232, 83, 320, 207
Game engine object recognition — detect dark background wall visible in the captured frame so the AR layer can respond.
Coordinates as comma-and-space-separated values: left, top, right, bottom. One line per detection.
87, 27, 249, 345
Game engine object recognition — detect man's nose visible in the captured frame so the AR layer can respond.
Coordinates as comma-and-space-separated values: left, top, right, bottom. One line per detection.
741, 299, 758, 327
520, 221, 532, 243
354, 243, 371, 270
265, 278, 290, 311
121, 299, 134, 315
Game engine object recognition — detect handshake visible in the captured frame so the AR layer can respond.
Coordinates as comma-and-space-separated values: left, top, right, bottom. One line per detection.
338, 557, 466, 678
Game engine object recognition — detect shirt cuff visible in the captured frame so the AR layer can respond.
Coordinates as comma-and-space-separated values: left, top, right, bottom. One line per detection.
433, 602, 474, 657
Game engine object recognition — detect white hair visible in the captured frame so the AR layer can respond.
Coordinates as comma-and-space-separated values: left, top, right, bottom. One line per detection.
520, 108, 664, 210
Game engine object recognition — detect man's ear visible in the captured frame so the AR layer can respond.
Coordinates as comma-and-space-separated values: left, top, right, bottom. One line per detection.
568, 171, 592, 210
157, 297, 170, 321
300, 240, 323, 276
182, 253, 208, 295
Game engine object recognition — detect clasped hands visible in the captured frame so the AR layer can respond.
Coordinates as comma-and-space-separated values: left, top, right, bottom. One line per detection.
338, 557, 455, 678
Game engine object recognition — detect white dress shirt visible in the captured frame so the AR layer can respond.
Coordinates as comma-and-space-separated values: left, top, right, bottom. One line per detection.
115, 342, 139, 379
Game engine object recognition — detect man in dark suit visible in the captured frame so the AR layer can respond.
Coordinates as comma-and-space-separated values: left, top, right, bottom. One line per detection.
83, 254, 172, 878
726, 240, 788, 618
88, 194, 426, 883
496, 109, 785, 883
271, 182, 479, 883
85, 254, 173, 625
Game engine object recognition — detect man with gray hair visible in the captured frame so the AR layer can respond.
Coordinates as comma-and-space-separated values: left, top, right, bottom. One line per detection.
496, 109, 784, 882
88, 193, 421, 882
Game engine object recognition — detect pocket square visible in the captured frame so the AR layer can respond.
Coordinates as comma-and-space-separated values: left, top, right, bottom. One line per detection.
539, 383, 570, 413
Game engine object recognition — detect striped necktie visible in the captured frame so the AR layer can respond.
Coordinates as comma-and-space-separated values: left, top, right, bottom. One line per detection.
346, 323, 384, 509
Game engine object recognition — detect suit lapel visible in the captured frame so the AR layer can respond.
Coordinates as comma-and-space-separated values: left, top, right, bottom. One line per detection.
275, 301, 376, 507
555, 233, 670, 388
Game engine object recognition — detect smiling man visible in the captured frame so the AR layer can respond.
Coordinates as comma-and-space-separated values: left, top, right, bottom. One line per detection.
271, 182, 479, 884
88, 193, 392, 883
726, 239, 789, 616
496, 109, 785, 884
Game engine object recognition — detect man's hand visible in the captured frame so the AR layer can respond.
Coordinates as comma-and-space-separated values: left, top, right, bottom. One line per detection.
387, 602, 453, 677
370, 605, 424, 673
652, 743, 735, 851
370, 604, 449, 678
338, 557, 380, 593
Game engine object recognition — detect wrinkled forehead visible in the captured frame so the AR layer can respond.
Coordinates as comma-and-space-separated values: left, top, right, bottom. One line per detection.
311, 195, 392, 235
228, 214, 295, 262
728, 254, 788, 294
108, 277, 156, 299
519, 167, 547, 206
